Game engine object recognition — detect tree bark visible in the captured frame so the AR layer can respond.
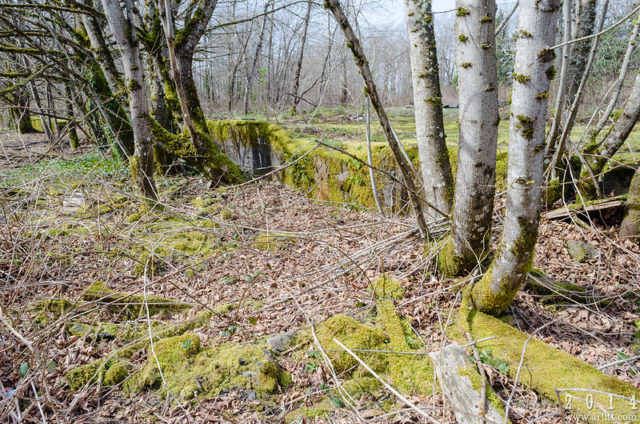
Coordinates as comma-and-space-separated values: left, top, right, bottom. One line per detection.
8, 92, 35, 134
325, 0, 432, 239
405, 0, 454, 218
471, 0, 561, 316
102, 0, 158, 201
64, 83, 80, 149
438, 0, 499, 276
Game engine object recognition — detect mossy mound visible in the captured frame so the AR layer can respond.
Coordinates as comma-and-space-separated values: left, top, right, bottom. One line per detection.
125, 334, 291, 400
315, 300, 434, 396
368, 273, 404, 300
115, 213, 229, 277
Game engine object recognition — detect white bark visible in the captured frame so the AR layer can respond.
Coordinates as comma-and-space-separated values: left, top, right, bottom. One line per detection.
446, 0, 499, 271
472, 0, 561, 315
102, 0, 157, 200
429, 345, 507, 424
406, 0, 454, 218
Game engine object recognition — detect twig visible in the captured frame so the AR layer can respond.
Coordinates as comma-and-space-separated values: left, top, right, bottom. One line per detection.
467, 333, 488, 421
554, 388, 566, 424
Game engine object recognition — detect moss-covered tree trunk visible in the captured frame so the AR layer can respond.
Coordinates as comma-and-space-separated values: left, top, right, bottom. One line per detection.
471, 0, 561, 315
77, 11, 134, 159
8, 93, 35, 134
64, 84, 80, 149
158, 0, 244, 185
437, 0, 499, 276
620, 166, 640, 241
405, 0, 454, 218
102, 0, 158, 201
579, 70, 640, 198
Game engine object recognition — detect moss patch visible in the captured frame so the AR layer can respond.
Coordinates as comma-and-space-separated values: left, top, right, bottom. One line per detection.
368, 273, 404, 300
125, 333, 290, 400
451, 298, 640, 422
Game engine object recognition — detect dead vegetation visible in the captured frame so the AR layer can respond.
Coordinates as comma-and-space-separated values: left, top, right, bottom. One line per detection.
1, 132, 640, 423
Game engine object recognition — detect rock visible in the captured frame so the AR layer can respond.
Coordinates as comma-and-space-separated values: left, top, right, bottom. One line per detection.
238, 357, 246, 366
242, 371, 257, 378
566, 239, 599, 263
267, 331, 295, 353
247, 391, 257, 401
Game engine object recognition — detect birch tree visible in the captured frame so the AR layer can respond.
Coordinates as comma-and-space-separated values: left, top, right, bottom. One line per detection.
471, 0, 561, 315
102, 0, 158, 201
405, 0, 454, 218
437, 0, 499, 276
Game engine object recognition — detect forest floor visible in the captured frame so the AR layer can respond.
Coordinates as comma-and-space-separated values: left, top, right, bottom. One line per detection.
1, 113, 640, 423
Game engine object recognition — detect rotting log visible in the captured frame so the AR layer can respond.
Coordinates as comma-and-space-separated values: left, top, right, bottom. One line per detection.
451, 297, 640, 422
429, 345, 508, 424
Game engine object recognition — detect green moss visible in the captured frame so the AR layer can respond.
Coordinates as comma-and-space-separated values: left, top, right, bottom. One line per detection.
253, 231, 296, 251
461, 62, 473, 69
458, 34, 468, 42
103, 361, 129, 386
452, 299, 640, 422
545, 66, 557, 80
316, 314, 390, 374
368, 273, 404, 300
82, 281, 192, 318
315, 302, 433, 396
125, 334, 289, 399
456, 7, 470, 16
535, 91, 549, 100
513, 73, 531, 83
480, 15, 493, 23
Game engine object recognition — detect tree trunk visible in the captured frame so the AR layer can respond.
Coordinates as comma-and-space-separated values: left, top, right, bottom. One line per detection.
81, 0, 123, 93
243, 1, 270, 115
64, 84, 80, 149
325, 0, 432, 239
102, 0, 158, 201
471, 0, 561, 316
545, 0, 571, 152
291, 1, 312, 115
620, 166, 640, 241
159, 0, 244, 185
438, 0, 499, 276
405, 0, 454, 218
8, 93, 35, 134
